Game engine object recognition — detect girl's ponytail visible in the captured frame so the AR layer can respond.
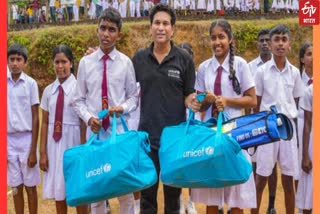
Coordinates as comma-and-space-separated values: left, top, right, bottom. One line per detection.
228, 43, 241, 95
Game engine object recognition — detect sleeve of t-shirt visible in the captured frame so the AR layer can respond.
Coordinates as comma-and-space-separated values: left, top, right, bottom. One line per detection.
239, 59, 255, 93
183, 55, 196, 96
195, 63, 206, 92
293, 70, 306, 99
300, 86, 312, 112
254, 67, 264, 96
30, 79, 40, 106
40, 85, 49, 112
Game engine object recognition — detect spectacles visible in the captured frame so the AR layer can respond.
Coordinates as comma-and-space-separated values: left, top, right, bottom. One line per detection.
259, 38, 270, 43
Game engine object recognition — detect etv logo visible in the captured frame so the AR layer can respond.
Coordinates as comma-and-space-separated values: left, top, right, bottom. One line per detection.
299, 0, 319, 25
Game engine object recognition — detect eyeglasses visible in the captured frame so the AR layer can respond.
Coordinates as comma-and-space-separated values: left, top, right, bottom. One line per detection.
259, 38, 270, 43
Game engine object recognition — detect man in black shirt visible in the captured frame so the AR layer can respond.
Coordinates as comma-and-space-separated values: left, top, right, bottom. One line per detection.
132, 3, 196, 214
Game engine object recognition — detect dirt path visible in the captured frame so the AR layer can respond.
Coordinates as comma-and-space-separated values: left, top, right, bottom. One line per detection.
7, 167, 299, 214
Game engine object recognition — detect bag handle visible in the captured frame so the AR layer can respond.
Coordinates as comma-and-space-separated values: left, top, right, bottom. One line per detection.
185, 93, 206, 134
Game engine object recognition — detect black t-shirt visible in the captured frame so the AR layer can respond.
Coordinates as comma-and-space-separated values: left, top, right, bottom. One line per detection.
132, 42, 195, 149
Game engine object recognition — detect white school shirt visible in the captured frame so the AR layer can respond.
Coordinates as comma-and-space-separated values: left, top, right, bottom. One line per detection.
41, 74, 80, 126
72, 47, 138, 125
254, 57, 304, 119
49, 0, 55, 7
7, 72, 39, 134
248, 55, 265, 78
195, 53, 255, 120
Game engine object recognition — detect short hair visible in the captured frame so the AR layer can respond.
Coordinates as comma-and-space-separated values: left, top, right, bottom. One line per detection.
269, 24, 290, 38
149, 4, 176, 26
52, 44, 74, 73
7, 44, 28, 62
177, 42, 193, 57
257, 28, 270, 39
98, 7, 122, 31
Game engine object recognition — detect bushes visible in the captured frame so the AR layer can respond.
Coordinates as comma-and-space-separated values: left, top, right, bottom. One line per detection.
8, 18, 312, 94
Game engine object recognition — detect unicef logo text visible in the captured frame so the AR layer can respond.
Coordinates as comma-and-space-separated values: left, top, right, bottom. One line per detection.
183, 146, 214, 158
85, 163, 112, 178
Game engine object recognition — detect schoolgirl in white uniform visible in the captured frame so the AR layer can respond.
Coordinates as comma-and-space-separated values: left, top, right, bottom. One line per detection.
190, 19, 257, 214
39, 44, 87, 213
296, 84, 313, 213
296, 42, 312, 182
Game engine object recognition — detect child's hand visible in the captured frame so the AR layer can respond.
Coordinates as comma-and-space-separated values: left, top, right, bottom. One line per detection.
204, 91, 216, 104
215, 96, 227, 112
108, 106, 124, 118
27, 151, 37, 168
39, 154, 49, 171
302, 154, 312, 173
89, 117, 101, 133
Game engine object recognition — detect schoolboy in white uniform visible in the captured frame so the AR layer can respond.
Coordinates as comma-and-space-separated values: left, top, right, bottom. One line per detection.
252, 24, 305, 214
7, 44, 40, 214
72, 8, 138, 214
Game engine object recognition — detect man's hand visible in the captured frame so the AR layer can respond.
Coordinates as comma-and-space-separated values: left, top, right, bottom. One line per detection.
85, 46, 98, 56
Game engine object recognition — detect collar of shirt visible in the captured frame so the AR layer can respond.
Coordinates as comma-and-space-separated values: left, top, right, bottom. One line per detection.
7, 71, 26, 83
301, 70, 312, 85
206, 52, 231, 74
270, 56, 291, 73
256, 55, 265, 67
51, 74, 76, 96
97, 47, 117, 62
147, 41, 176, 62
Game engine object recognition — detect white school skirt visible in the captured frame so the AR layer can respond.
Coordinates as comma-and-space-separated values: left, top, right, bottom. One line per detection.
42, 124, 81, 201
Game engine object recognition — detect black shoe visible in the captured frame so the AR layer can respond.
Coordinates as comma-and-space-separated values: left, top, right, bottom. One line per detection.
267, 208, 277, 214
218, 208, 224, 214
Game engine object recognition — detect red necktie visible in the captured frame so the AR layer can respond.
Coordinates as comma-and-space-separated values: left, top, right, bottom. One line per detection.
53, 85, 64, 142
307, 78, 313, 85
102, 55, 110, 130
212, 66, 223, 117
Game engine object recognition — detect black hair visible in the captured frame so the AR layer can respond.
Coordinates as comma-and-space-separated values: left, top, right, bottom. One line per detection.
98, 7, 122, 31
209, 18, 241, 95
269, 24, 290, 39
177, 42, 193, 57
299, 42, 313, 74
149, 3, 176, 25
52, 44, 74, 74
7, 43, 28, 62
257, 28, 270, 39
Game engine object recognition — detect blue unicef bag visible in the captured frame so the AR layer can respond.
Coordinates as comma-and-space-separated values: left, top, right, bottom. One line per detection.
159, 111, 252, 188
63, 111, 157, 206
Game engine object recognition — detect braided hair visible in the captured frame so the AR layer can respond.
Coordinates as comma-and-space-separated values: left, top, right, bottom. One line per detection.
209, 19, 241, 95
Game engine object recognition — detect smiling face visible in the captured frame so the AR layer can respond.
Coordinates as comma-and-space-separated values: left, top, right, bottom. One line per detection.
97, 19, 122, 54
269, 33, 290, 58
150, 11, 174, 45
210, 25, 232, 64
54, 52, 72, 83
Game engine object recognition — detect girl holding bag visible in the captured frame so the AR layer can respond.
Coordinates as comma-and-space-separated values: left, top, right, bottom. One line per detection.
190, 18, 257, 214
